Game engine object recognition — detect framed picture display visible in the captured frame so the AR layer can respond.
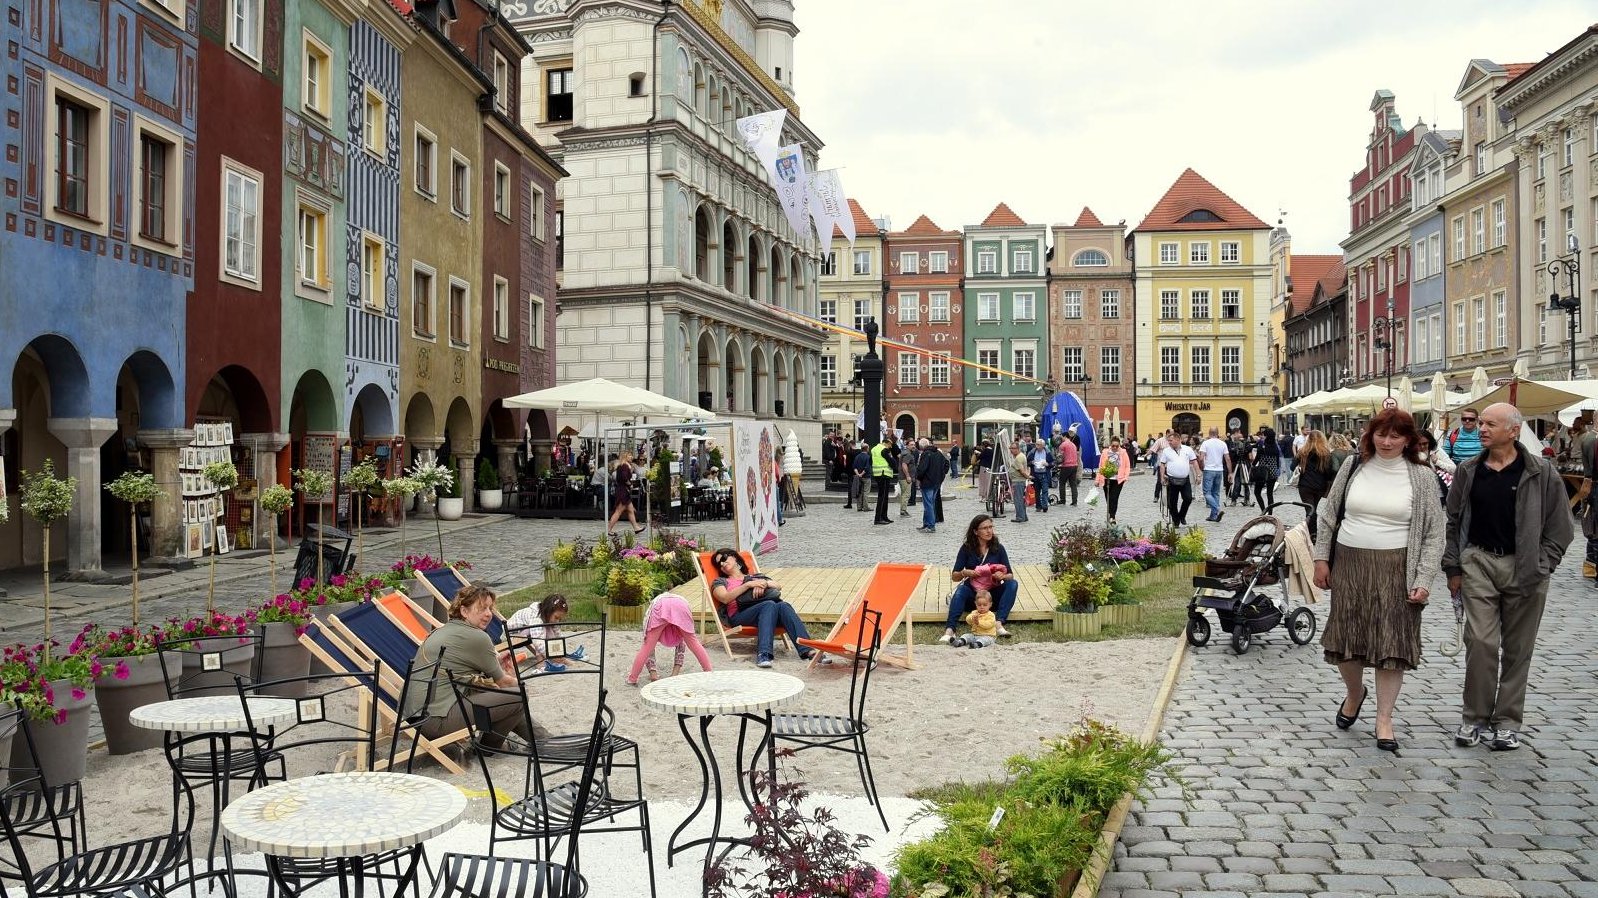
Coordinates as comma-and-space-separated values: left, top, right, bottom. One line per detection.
222, 422, 234, 444
185, 522, 204, 557
201, 518, 214, 556
214, 526, 230, 555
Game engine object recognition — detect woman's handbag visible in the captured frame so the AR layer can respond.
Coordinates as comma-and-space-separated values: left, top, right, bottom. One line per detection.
1251, 459, 1276, 483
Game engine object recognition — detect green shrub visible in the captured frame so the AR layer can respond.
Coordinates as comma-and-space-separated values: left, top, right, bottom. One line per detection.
1050, 565, 1111, 613
476, 458, 500, 491
1173, 528, 1207, 562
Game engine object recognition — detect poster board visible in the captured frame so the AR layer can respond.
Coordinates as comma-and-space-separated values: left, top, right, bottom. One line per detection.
731, 420, 779, 556
180, 419, 233, 558
301, 433, 339, 504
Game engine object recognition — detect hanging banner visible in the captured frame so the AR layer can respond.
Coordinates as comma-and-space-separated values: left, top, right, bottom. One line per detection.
735, 109, 786, 171
808, 168, 850, 248
732, 419, 779, 556
771, 144, 811, 240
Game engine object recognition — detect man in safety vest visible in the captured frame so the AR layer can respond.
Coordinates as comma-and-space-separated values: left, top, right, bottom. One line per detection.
870, 435, 895, 524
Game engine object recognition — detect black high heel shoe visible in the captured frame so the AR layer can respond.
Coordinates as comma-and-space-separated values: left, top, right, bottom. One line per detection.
1335, 686, 1368, 730
1376, 737, 1400, 754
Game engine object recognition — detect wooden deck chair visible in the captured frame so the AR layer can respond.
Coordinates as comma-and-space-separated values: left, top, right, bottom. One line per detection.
695, 550, 789, 660
298, 620, 467, 775
796, 562, 928, 670
413, 565, 471, 620
373, 590, 441, 644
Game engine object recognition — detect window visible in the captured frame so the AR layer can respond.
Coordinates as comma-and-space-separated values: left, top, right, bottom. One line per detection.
529, 183, 545, 239
448, 279, 470, 345
1537, 302, 1548, 345
228, 0, 261, 60
1429, 233, 1441, 274
55, 96, 92, 218
818, 299, 836, 325
554, 209, 563, 268
1414, 240, 1427, 281
1073, 248, 1109, 267
977, 293, 1000, 322
1493, 290, 1507, 349
1454, 301, 1466, 353
414, 127, 436, 198
929, 251, 949, 273
1491, 199, 1506, 248
546, 68, 573, 122
451, 153, 471, 217
1376, 260, 1386, 291
928, 292, 950, 323
1012, 343, 1035, 380
1160, 346, 1180, 383
1190, 289, 1210, 319
360, 234, 384, 310
1160, 290, 1180, 320
492, 52, 511, 114
1452, 216, 1465, 260
852, 250, 871, 276
1189, 242, 1210, 265
493, 163, 510, 218
1190, 346, 1210, 383
1012, 292, 1035, 322
1221, 289, 1241, 320
898, 352, 920, 386
1415, 316, 1429, 364
1013, 249, 1033, 273
1060, 347, 1084, 382
1472, 296, 1485, 352
1538, 144, 1548, 179
819, 355, 837, 389
1565, 128, 1576, 168
1473, 141, 1485, 176
136, 127, 177, 244
1101, 289, 1120, 319
1537, 217, 1547, 262
222, 160, 261, 285
303, 32, 331, 117
1431, 310, 1442, 362
1219, 241, 1240, 264
1471, 208, 1485, 255
976, 342, 1000, 382
295, 201, 328, 287
976, 251, 996, 274
820, 252, 837, 276
492, 277, 509, 339
929, 354, 950, 386
628, 73, 645, 97
1159, 242, 1179, 264
1099, 346, 1120, 384
1564, 207, 1577, 253
853, 298, 871, 331
529, 295, 545, 349
899, 252, 919, 274
1220, 346, 1240, 384
412, 265, 435, 337
1060, 290, 1082, 319
361, 87, 386, 157
897, 292, 919, 323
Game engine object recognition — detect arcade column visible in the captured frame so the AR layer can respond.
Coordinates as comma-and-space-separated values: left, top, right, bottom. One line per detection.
137, 428, 196, 565
409, 437, 442, 515
47, 417, 119, 581
240, 432, 291, 549
493, 438, 520, 489
455, 440, 479, 513
0, 409, 12, 596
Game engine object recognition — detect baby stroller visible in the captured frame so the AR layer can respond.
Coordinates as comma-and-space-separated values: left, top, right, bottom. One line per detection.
1186, 501, 1318, 655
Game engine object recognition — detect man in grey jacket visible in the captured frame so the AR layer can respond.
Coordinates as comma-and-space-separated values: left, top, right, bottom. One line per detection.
1442, 403, 1572, 751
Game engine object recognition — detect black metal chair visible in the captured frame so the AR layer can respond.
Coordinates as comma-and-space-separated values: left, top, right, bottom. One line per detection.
755, 606, 890, 831
235, 664, 381, 777
0, 705, 87, 897
429, 692, 615, 898
384, 656, 447, 774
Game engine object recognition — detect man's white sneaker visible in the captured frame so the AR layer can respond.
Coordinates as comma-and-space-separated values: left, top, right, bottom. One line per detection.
1454, 724, 1485, 747
1490, 729, 1522, 751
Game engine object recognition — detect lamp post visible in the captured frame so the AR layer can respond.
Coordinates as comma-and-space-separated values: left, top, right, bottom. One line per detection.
1371, 297, 1402, 398
1280, 362, 1295, 429
1548, 235, 1582, 380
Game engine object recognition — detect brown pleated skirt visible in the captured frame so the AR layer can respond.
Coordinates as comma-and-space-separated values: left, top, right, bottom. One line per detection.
1321, 544, 1422, 671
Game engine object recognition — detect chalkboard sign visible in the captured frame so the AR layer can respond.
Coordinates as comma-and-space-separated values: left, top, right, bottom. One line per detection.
301, 433, 338, 504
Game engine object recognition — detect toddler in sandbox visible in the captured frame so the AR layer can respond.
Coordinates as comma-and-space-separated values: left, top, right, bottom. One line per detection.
627, 592, 713, 685
949, 589, 1000, 648
506, 594, 585, 672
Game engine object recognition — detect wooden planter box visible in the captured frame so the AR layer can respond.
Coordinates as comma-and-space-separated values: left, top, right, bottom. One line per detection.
542, 566, 601, 585
1051, 609, 1101, 638
606, 603, 645, 627
1097, 604, 1144, 627
1128, 561, 1204, 591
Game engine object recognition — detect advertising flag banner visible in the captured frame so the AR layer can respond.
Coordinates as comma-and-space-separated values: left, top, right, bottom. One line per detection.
735, 109, 786, 170
770, 144, 811, 239
810, 168, 852, 246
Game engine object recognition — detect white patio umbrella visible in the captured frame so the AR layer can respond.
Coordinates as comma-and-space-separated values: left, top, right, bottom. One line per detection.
967, 407, 1029, 424
1429, 372, 1449, 415
1449, 377, 1593, 417
819, 407, 857, 422
1395, 375, 1413, 412
1470, 367, 1491, 400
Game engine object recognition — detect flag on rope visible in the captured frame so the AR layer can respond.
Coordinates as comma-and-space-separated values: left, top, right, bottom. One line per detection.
807, 169, 850, 247
734, 109, 786, 171
770, 144, 811, 239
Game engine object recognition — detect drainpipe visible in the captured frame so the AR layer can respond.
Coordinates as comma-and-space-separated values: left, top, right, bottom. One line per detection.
644, 0, 671, 392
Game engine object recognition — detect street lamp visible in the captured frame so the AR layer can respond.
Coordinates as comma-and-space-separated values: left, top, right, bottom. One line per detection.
1549, 235, 1582, 380
1371, 297, 1402, 398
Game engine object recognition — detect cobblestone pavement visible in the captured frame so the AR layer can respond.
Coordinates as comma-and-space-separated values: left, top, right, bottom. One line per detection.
1100, 514, 1598, 897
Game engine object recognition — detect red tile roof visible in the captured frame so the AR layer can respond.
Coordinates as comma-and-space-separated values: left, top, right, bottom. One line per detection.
1501, 63, 1536, 80
1289, 255, 1341, 314
1135, 168, 1270, 232
834, 198, 880, 239
979, 202, 1027, 228
1072, 207, 1105, 228
893, 214, 960, 238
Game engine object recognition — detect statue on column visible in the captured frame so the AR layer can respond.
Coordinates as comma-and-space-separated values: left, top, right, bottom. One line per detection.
864, 319, 878, 357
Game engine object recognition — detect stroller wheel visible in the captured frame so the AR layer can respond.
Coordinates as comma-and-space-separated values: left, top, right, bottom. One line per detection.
1231, 623, 1252, 655
1185, 615, 1211, 647
1288, 607, 1318, 645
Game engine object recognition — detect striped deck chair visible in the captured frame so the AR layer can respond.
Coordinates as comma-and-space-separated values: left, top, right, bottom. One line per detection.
413, 565, 471, 620
298, 620, 467, 775
796, 562, 928, 671
694, 550, 788, 660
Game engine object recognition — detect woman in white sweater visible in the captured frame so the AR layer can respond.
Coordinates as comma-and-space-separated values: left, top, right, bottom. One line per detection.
1311, 408, 1446, 754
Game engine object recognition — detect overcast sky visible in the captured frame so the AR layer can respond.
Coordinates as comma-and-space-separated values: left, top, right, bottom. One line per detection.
790, 1, 1593, 254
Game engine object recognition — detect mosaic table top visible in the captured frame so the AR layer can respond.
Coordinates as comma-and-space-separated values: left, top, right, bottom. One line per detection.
639, 670, 805, 716
220, 772, 467, 859
129, 696, 298, 733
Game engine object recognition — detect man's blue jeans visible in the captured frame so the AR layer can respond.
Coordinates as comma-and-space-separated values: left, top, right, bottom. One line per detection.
945, 579, 1018, 629
1031, 471, 1050, 512
921, 483, 941, 530
726, 599, 810, 659
1202, 469, 1224, 519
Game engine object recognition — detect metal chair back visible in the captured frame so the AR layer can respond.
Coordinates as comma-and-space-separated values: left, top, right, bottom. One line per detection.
237, 663, 382, 773
846, 606, 884, 731
157, 631, 265, 699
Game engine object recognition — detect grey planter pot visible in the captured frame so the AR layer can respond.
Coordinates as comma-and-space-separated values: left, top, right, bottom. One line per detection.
10, 681, 94, 785
256, 622, 312, 697
94, 654, 167, 755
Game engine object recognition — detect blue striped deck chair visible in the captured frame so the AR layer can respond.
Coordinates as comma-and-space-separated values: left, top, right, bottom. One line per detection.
413, 566, 471, 620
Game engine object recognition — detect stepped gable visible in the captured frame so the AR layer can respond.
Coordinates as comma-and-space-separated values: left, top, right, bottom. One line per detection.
1136, 168, 1270, 232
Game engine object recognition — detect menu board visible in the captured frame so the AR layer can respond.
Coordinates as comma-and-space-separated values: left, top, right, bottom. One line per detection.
301, 433, 339, 505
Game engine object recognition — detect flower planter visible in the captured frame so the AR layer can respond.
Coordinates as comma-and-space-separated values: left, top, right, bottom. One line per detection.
256, 622, 312, 698
0, 712, 18, 779
605, 604, 644, 627
1097, 604, 1143, 628
478, 489, 503, 511
436, 497, 464, 521
10, 681, 94, 785
1128, 561, 1204, 592
541, 566, 600, 586
1051, 609, 1101, 638
94, 654, 167, 755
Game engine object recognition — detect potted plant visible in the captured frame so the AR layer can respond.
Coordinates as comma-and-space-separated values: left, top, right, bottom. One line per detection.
382, 476, 421, 561
200, 460, 239, 610
343, 458, 380, 564
408, 459, 458, 552
164, 610, 258, 695
543, 538, 599, 584
293, 467, 334, 585
104, 471, 160, 625
1098, 562, 1144, 628
248, 594, 315, 697
77, 622, 170, 755
602, 563, 649, 627
476, 458, 503, 511
434, 461, 464, 522
259, 483, 295, 598
2, 635, 97, 784
19, 460, 75, 651
1049, 564, 1108, 638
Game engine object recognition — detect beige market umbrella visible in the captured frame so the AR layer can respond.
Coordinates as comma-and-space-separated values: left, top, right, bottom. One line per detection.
819, 407, 857, 422
1429, 372, 1449, 415
1449, 377, 1590, 417
967, 407, 1029, 424
1396, 375, 1413, 413
1470, 367, 1491, 400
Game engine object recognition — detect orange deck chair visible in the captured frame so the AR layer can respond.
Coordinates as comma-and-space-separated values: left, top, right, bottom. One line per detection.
796, 562, 928, 671
695, 550, 789, 660
373, 590, 441, 643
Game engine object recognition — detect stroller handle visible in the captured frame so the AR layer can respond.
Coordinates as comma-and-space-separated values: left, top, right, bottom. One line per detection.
1267, 500, 1314, 518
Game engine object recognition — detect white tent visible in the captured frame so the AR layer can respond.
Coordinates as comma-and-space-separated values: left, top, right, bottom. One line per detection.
504, 377, 716, 419
1448, 378, 1598, 417
967, 407, 1029, 424
819, 407, 857, 422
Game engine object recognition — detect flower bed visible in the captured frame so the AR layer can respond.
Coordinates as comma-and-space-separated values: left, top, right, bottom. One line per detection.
1047, 522, 1207, 631
545, 530, 704, 614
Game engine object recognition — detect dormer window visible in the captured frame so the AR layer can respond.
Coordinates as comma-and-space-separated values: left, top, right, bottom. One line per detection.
1177, 209, 1222, 224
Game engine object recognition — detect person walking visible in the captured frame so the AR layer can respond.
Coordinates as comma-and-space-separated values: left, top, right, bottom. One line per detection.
1158, 433, 1197, 525
1296, 429, 1338, 524
1096, 435, 1132, 525
1443, 408, 1484, 464
1289, 424, 1310, 485
1313, 408, 1446, 754
1226, 429, 1252, 506
1198, 426, 1231, 523
870, 435, 895, 524
977, 439, 995, 500
915, 437, 949, 533
1251, 427, 1282, 511
948, 441, 962, 480
1150, 430, 1172, 504
1028, 438, 1051, 514
898, 437, 917, 517
1057, 433, 1081, 505
1006, 440, 1030, 523
1443, 402, 1571, 751
1572, 415, 1598, 579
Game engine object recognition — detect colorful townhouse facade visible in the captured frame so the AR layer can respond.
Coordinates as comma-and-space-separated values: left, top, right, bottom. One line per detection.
1404, 128, 1461, 381
1132, 169, 1274, 438
963, 203, 1048, 445
1282, 260, 1349, 419
1048, 208, 1133, 439
884, 214, 965, 443
818, 200, 884, 421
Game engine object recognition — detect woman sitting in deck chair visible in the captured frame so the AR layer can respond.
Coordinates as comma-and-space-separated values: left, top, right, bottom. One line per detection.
406, 585, 529, 749
709, 547, 819, 669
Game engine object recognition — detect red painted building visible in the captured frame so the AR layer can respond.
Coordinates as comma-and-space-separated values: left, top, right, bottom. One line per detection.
884, 215, 965, 449
1342, 91, 1421, 385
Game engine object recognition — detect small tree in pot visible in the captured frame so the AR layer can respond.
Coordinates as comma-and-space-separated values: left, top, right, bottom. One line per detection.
259, 483, 295, 598
293, 468, 334, 586
407, 460, 455, 558
104, 471, 159, 625
200, 460, 239, 611
343, 458, 380, 565
382, 476, 421, 561
19, 460, 75, 656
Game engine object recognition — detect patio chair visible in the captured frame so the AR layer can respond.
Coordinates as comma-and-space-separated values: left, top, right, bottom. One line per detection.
796, 562, 927, 671
412, 565, 471, 621
759, 606, 890, 832
298, 621, 468, 775
694, 550, 789, 660
0, 704, 86, 895
236, 663, 381, 775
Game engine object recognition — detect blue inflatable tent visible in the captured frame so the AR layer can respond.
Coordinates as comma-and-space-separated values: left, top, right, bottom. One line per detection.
1036, 391, 1100, 471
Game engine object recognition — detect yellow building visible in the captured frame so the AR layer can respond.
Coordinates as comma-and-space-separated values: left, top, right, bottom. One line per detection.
818, 200, 886, 422
1132, 169, 1276, 438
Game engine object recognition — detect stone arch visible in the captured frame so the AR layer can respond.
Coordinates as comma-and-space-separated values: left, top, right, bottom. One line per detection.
895, 412, 918, 439
18, 334, 92, 419
287, 369, 339, 434
696, 330, 719, 410
749, 344, 768, 416
788, 256, 803, 311
403, 392, 437, 443
194, 364, 274, 434
116, 349, 181, 430
349, 382, 396, 440
723, 337, 746, 413
773, 351, 790, 417
768, 245, 783, 307
675, 48, 691, 101
443, 395, 476, 470
746, 233, 761, 301
706, 73, 720, 123
694, 206, 712, 281
693, 62, 707, 117
721, 218, 739, 293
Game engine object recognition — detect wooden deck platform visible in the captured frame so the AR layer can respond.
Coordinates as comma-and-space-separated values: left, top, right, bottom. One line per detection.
677, 563, 1059, 623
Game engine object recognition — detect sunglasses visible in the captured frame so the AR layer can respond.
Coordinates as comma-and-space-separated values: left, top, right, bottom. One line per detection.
1461, 417, 1478, 422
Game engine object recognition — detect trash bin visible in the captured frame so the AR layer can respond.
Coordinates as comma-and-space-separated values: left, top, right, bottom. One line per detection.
292, 524, 354, 586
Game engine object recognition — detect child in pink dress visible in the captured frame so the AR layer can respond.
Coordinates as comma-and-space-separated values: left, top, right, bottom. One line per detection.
626, 592, 713, 685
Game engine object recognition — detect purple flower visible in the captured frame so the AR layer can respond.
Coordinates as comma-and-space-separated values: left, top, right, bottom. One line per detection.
70, 687, 86, 702
114, 660, 130, 681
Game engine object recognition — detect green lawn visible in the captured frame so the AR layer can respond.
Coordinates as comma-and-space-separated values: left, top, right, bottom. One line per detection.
497, 580, 607, 624
910, 581, 1190, 645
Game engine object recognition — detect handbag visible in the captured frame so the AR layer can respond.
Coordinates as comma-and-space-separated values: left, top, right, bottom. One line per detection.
1251, 459, 1275, 483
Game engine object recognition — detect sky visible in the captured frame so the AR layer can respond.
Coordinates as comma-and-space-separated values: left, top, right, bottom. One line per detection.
790, 0, 1593, 254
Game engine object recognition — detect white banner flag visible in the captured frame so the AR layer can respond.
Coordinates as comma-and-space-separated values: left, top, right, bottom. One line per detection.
770, 144, 811, 240
735, 109, 786, 170
808, 168, 850, 248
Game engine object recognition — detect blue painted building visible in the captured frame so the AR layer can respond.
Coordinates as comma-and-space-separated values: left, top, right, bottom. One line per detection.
0, 0, 197, 576
1405, 129, 1459, 380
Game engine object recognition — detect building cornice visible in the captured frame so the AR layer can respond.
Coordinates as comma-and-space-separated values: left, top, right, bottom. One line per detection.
1497, 34, 1598, 112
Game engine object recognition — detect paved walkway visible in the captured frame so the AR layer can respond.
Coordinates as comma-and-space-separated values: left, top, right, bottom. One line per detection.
1101, 533, 1598, 898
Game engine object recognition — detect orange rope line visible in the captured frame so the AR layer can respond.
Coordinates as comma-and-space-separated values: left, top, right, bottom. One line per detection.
768, 305, 1050, 386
